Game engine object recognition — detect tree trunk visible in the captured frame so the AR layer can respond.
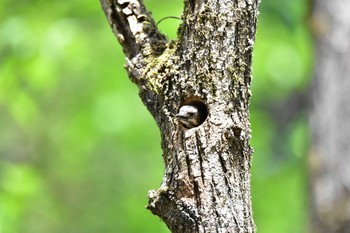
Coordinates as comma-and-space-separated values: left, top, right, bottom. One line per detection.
310, 0, 350, 232
99, 0, 260, 232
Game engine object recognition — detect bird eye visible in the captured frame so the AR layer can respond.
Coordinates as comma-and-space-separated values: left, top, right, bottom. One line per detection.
188, 112, 194, 116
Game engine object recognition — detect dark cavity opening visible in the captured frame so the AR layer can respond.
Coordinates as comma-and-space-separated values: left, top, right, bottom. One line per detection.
178, 96, 208, 127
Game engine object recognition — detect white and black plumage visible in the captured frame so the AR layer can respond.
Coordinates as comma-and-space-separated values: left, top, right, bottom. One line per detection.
176, 105, 201, 129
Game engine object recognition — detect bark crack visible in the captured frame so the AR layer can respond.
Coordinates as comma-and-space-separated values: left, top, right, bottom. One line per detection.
195, 132, 206, 184
211, 181, 223, 230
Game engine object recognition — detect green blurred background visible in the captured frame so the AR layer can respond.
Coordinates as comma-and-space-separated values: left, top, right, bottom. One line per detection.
0, 0, 312, 232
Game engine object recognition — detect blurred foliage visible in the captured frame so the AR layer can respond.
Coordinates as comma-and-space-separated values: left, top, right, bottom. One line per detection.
251, 0, 312, 232
0, 0, 312, 232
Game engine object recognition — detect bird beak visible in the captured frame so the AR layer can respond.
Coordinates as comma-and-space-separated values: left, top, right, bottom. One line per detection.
175, 113, 186, 119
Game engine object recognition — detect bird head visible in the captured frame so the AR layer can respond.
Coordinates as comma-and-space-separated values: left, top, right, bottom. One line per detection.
176, 105, 200, 129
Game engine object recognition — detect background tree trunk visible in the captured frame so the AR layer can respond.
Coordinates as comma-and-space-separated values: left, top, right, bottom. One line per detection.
310, 0, 350, 232
100, 0, 260, 232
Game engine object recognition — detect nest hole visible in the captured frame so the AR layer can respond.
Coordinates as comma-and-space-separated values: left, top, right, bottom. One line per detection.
178, 96, 208, 127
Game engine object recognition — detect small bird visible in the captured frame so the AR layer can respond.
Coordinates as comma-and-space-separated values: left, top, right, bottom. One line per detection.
176, 105, 201, 129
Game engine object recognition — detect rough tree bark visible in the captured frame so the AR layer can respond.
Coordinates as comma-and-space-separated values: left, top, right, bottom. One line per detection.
100, 0, 260, 232
310, 0, 350, 232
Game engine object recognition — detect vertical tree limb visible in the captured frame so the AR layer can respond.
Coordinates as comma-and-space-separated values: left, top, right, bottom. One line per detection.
310, 0, 350, 232
100, 0, 260, 232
